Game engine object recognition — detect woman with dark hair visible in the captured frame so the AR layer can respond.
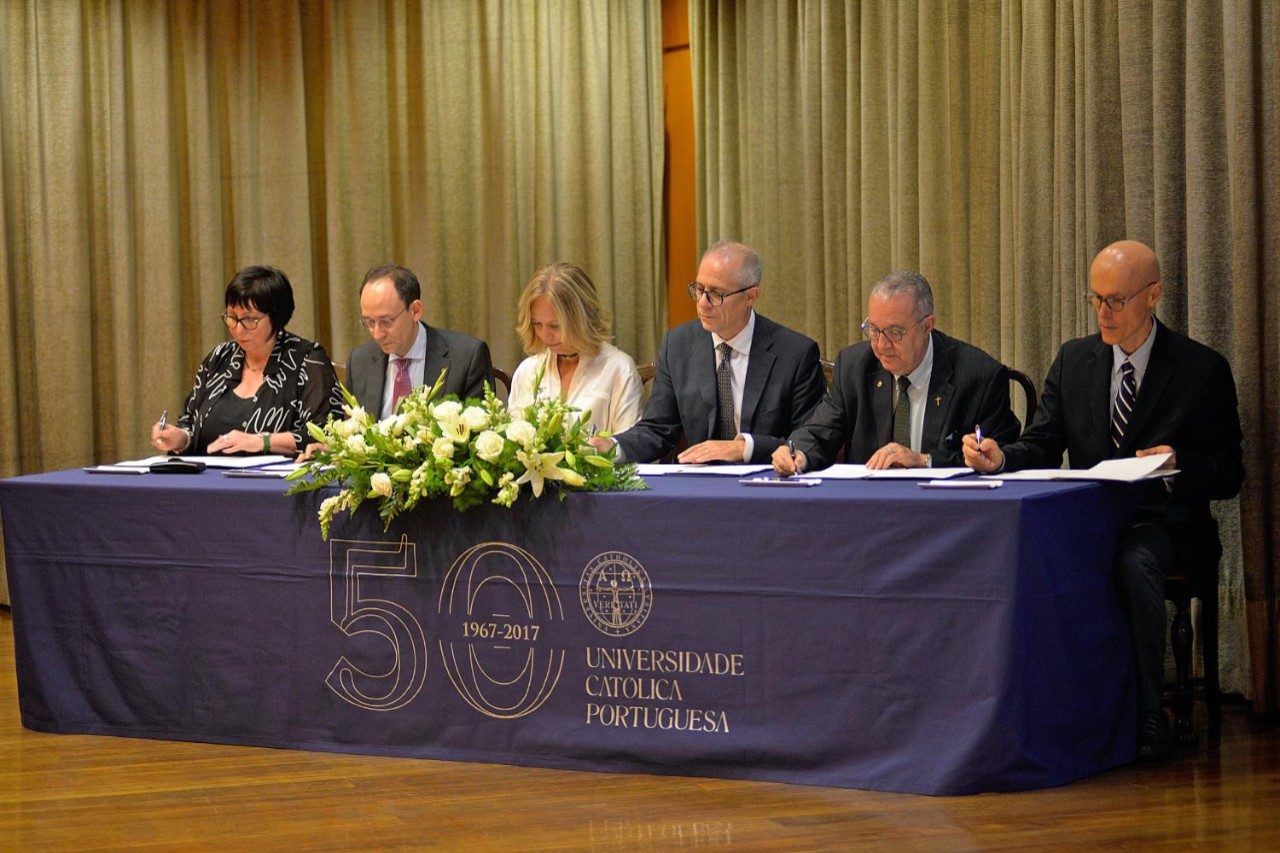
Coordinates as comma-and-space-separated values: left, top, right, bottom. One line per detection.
151, 266, 341, 455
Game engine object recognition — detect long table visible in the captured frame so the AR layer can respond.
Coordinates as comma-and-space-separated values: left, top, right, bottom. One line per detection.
0, 469, 1135, 795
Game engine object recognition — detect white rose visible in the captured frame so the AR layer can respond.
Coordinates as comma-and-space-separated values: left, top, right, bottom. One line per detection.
370, 472, 393, 497
462, 406, 489, 432
433, 437, 456, 461
506, 419, 537, 446
474, 429, 506, 462
345, 435, 369, 455
432, 400, 462, 421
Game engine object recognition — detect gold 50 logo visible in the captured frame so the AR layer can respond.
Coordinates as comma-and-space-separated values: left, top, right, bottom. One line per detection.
436, 542, 565, 719
325, 538, 651, 714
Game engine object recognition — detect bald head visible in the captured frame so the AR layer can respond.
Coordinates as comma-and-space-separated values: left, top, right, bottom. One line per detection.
1088, 240, 1162, 354
1091, 240, 1160, 287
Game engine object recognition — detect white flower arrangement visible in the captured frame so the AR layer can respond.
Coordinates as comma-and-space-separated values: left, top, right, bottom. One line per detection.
288, 367, 645, 538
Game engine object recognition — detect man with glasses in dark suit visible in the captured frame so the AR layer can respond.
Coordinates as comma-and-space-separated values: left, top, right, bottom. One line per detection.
347, 264, 494, 417
772, 270, 1020, 475
963, 239, 1244, 762
594, 240, 825, 464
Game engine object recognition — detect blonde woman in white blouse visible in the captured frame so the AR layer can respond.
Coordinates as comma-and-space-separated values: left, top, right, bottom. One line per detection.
508, 263, 643, 433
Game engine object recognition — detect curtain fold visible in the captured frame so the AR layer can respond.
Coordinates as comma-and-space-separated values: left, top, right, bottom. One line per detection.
691, 0, 1279, 708
0, 0, 664, 476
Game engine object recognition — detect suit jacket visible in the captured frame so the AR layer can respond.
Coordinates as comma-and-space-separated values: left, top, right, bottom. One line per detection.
1002, 320, 1243, 554
346, 321, 495, 414
616, 313, 826, 464
792, 329, 1021, 470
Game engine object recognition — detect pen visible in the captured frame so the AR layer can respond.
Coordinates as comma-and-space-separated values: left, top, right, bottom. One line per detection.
787, 439, 798, 473
974, 424, 983, 445
158, 409, 168, 431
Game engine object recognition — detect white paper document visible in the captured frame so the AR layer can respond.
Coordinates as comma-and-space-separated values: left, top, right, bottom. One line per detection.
805, 464, 872, 479
107, 454, 292, 470
865, 466, 974, 480
223, 462, 307, 478
986, 452, 1175, 483
803, 464, 973, 480
636, 464, 773, 477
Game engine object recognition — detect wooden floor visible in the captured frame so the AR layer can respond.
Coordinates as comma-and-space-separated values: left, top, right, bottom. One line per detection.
1, 610, 1277, 852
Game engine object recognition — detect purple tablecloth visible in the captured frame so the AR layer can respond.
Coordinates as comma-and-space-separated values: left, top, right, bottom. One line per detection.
0, 469, 1135, 794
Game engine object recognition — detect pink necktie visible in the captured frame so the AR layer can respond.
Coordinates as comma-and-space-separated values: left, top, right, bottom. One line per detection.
392, 357, 412, 411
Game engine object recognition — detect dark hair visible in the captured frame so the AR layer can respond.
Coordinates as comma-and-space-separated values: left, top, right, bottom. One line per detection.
360, 264, 421, 308
225, 266, 294, 331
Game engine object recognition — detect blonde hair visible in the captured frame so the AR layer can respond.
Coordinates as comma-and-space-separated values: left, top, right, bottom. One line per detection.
515, 263, 612, 358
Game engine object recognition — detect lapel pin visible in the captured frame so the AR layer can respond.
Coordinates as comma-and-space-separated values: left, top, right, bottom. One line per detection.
935, 396, 941, 406
876, 379, 883, 388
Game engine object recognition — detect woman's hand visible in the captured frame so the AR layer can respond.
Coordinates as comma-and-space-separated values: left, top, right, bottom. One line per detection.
206, 430, 264, 455
151, 423, 190, 453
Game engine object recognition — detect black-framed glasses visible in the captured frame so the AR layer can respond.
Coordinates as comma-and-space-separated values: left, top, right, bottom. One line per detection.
359, 307, 408, 331
1084, 281, 1158, 313
687, 282, 757, 307
222, 312, 266, 331
860, 316, 926, 343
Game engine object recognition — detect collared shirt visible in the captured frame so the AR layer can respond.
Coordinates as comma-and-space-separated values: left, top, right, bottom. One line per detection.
711, 311, 757, 461
893, 335, 935, 454
379, 322, 428, 419
1111, 319, 1157, 416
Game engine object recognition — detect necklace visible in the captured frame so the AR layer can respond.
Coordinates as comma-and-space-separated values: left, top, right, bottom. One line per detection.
558, 353, 579, 361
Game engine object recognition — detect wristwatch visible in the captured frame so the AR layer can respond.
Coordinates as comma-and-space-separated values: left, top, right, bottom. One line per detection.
260, 433, 271, 453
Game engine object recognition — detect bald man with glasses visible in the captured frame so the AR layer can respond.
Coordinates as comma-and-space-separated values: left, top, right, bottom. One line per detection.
773, 270, 1020, 475
963, 239, 1244, 763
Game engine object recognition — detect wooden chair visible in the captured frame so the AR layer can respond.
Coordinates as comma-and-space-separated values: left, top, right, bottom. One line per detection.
820, 359, 835, 388
491, 367, 512, 400
1004, 366, 1039, 432
1166, 540, 1222, 745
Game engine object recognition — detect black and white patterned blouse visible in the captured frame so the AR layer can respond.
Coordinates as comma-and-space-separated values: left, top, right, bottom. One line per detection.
177, 330, 342, 453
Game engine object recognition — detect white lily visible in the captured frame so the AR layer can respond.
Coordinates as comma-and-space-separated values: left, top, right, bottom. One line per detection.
514, 449, 585, 497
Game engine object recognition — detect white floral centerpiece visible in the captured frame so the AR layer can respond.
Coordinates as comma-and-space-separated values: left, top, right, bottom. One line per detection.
287, 367, 645, 538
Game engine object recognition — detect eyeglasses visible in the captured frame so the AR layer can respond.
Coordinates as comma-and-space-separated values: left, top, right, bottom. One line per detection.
687, 282, 757, 307
1084, 281, 1158, 313
861, 316, 926, 344
222, 312, 266, 331
360, 307, 408, 331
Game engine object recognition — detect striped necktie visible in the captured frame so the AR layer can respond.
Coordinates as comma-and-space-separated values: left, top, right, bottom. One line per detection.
1110, 360, 1136, 450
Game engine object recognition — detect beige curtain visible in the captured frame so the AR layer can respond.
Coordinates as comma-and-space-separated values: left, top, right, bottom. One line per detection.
0, 0, 664, 476
692, 1, 1279, 708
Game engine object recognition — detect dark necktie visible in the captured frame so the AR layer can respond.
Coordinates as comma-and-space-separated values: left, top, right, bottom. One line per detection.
715, 343, 737, 440
392, 357, 413, 412
1111, 360, 1136, 450
892, 375, 913, 448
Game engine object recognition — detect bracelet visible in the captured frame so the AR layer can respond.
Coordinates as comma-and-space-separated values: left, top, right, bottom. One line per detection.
261, 432, 270, 453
